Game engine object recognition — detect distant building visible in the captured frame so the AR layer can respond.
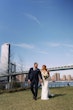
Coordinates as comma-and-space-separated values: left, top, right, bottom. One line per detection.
51, 75, 56, 81
16, 74, 27, 82
57, 73, 60, 81
54, 73, 57, 81
72, 77, 73, 80
66, 75, 71, 81
62, 75, 66, 81
51, 73, 60, 81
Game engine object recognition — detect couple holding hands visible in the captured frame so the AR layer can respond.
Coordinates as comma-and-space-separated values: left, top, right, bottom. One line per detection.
28, 62, 52, 100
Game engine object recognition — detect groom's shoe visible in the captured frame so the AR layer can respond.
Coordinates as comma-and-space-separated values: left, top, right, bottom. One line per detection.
33, 95, 37, 100
34, 97, 37, 100
33, 96, 37, 100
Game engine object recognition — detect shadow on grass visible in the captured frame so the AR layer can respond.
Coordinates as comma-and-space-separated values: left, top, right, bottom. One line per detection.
50, 94, 66, 98
37, 94, 66, 100
0, 88, 30, 95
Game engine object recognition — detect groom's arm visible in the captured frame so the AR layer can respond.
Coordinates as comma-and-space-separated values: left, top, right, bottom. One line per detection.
39, 70, 42, 80
28, 68, 32, 84
28, 68, 31, 80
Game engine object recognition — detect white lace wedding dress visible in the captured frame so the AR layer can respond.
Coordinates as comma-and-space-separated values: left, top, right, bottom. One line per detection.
41, 71, 50, 100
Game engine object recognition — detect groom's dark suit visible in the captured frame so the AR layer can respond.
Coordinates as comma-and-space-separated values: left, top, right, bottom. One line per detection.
28, 68, 42, 98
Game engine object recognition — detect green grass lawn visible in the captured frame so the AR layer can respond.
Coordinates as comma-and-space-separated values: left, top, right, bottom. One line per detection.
0, 87, 73, 110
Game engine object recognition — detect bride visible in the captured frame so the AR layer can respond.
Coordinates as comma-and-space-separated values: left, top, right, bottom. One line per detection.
41, 65, 50, 100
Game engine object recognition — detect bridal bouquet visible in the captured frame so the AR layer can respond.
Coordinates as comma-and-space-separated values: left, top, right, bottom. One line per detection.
42, 72, 50, 80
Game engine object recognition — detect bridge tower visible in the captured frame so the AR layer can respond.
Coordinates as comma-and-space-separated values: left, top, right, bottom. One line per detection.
1, 43, 10, 73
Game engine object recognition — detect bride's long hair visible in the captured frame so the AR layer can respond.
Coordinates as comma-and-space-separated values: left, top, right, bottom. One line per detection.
42, 65, 47, 71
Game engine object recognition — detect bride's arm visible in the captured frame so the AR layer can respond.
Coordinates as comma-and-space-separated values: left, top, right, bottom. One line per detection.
47, 70, 50, 76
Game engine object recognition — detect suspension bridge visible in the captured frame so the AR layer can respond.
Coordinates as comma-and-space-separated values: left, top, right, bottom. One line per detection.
0, 65, 73, 78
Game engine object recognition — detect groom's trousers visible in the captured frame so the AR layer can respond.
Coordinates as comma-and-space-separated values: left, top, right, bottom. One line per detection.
30, 80, 38, 98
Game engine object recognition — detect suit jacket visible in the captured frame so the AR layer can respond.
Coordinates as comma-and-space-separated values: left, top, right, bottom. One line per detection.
28, 68, 42, 82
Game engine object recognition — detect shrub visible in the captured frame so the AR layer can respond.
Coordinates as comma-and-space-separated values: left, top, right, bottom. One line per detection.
0, 84, 5, 90
11, 81, 21, 88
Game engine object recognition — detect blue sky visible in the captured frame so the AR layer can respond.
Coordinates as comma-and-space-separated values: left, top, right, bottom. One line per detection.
0, 0, 73, 74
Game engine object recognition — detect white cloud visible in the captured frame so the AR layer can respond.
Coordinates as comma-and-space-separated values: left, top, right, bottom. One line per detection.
45, 42, 73, 48
36, 50, 48, 54
13, 43, 34, 49
70, 49, 73, 52
12, 43, 48, 55
63, 44, 73, 48
24, 13, 40, 25
66, 50, 73, 57
46, 42, 61, 47
65, 53, 71, 57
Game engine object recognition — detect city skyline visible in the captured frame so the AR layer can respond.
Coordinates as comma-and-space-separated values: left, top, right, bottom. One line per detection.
0, 0, 73, 76
51, 73, 73, 81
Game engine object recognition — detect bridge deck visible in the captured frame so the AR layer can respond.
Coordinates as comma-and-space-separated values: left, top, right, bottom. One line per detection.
0, 65, 73, 77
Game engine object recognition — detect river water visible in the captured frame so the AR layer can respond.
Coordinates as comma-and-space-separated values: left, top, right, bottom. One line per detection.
49, 81, 73, 87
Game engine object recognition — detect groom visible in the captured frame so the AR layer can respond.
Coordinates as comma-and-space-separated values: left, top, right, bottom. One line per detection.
28, 63, 42, 100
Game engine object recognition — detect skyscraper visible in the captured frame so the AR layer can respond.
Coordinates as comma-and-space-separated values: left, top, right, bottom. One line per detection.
66, 75, 71, 81
57, 73, 60, 81
51, 73, 60, 81
62, 75, 66, 81
1, 43, 10, 73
